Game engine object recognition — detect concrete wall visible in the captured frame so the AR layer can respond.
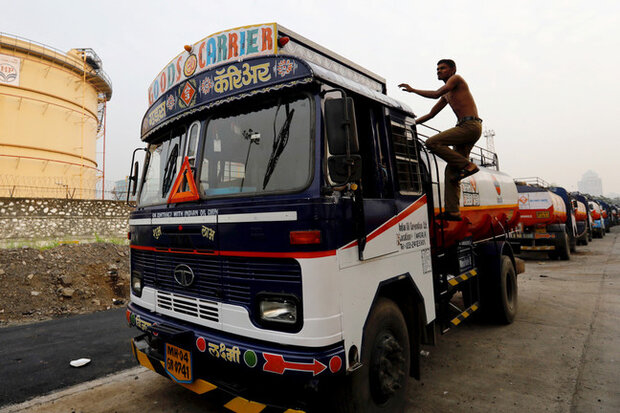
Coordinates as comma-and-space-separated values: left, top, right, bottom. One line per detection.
0, 197, 131, 241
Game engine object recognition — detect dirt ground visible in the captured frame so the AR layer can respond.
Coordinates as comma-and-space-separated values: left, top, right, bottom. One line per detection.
0, 243, 130, 327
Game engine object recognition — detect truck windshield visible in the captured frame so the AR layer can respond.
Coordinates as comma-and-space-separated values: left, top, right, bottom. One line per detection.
200, 94, 312, 197
138, 130, 186, 207
137, 94, 312, 206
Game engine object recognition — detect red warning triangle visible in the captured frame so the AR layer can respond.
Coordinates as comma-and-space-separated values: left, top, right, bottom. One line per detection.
167, 156, 200, 204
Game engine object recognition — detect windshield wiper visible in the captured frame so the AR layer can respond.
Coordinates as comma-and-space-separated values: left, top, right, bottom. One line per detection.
239, 128, 260, 191
262, 104, 294, 189
161, 143, 179, 196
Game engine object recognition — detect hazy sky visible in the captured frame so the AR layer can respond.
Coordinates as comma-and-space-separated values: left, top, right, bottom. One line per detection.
3, 0, 619, 195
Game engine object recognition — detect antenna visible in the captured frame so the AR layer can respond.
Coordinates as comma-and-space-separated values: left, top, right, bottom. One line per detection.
483, 129, 495, 153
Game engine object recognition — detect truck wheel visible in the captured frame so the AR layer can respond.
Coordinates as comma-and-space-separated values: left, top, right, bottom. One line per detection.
557, 232, 570, 260
334, 298, 410, 413
496, 256, 518, 324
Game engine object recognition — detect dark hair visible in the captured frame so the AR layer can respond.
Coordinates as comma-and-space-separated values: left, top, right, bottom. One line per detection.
437, 59, 456, 70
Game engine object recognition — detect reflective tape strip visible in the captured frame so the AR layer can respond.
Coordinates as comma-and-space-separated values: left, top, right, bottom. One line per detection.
521, 246, 555, 251
448, 269, 478, 287
219, 211, 297, 223
131, 211, 297, 226
133, 341, 305, 411
152, 216, 217, 225
129, 218, 151, 226
224, 397, 267, 413
450, 303, 480, 326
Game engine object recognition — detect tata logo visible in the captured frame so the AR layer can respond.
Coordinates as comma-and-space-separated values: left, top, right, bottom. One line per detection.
173, 264, 195, 287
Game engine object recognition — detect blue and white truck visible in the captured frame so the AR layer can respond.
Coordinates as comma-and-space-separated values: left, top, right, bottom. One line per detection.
125, 23, 522, 412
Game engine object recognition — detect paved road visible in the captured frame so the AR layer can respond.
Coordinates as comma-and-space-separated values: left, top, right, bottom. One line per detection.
0, 308, 136, 407
1, 228, 619, 412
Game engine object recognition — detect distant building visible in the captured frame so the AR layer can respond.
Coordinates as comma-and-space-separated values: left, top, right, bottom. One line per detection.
578, 170, 603, 196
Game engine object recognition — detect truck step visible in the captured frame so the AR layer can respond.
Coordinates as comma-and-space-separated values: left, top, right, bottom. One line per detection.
447, 269, 478, 289
449, 302, 479, 327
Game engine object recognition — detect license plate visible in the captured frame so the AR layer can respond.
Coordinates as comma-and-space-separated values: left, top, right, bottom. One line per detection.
536, 211, 550, 219
165, 343, 192, 383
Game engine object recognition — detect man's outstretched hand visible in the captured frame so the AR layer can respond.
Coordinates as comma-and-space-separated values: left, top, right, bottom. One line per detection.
398, 83, 414, 92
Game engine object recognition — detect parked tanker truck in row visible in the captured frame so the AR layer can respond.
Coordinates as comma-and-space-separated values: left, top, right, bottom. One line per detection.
508, 178, 582, 260
589, 199, 606, 238
571, 192, 593, 244
124, 23, 523, 412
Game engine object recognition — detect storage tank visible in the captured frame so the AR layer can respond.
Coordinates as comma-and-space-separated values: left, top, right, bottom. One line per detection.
0, 33, 112, 198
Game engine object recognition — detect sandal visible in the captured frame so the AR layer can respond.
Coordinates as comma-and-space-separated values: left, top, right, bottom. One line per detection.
459, 165, 480, 180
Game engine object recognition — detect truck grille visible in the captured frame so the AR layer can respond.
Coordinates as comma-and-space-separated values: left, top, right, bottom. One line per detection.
131, 249, 303, 309
156, 290, 219, 322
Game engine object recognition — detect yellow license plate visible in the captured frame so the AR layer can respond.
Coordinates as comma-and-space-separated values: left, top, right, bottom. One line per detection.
536, 211, 550, 218
165, 343, 192, 383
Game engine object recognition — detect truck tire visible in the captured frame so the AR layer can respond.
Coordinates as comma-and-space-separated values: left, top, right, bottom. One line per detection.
496, 256, 518, 324
569, 237, 577, 253
333, 298, 410, 413
557, 232, 570, 260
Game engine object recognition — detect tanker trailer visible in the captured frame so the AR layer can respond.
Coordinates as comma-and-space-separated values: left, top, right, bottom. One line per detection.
549, 186, 582, 252
598, 200, 612, 233
509, 178, 571, 260
588, 200, 605, 238
569, 193, 590, 245
571, 193, 593, 243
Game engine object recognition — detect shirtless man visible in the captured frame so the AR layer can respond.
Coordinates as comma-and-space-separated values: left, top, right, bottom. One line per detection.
399, 59, 482, 221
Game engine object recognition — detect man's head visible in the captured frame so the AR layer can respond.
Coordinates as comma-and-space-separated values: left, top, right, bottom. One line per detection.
437, 59, 456, 81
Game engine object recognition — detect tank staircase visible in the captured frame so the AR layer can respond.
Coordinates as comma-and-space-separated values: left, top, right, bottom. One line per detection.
414, 126, 483, 334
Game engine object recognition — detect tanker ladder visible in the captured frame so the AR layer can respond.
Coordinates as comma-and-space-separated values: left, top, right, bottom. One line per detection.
434, 238, 481, 334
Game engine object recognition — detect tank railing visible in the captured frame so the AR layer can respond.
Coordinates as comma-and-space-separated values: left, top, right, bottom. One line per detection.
514, 177, 550, 188
0, 32, 112, 94
415, 123, 499, 170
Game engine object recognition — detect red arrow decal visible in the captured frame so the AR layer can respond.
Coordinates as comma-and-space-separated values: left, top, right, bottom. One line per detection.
263, 353, 327, 376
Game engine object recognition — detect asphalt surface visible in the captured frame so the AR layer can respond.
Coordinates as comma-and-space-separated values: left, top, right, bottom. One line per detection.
1, 228, 619, 412
0, 308, 136, 407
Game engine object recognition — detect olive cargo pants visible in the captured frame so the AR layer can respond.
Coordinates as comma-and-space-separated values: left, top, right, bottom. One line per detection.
425, 120, 482, 214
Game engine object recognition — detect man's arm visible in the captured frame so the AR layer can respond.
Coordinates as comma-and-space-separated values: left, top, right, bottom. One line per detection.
415, 97, 448, 124
399, 75, 461, 99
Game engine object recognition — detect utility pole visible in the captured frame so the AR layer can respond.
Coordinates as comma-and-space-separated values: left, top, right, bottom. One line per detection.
483, 129, 495, 153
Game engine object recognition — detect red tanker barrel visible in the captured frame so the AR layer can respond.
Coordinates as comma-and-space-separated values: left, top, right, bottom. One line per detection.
575, 200, 587, 222
589, 202, 602, 220
516, 185, 567, 227
431, 166, 519, 248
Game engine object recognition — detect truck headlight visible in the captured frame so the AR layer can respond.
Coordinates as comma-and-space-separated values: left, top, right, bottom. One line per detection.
260, 298, 297, 324
256, 294, 302, 332
131, 270, 143, 297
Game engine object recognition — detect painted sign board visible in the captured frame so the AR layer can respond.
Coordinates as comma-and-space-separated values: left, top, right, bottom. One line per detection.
148, 23, 278, 105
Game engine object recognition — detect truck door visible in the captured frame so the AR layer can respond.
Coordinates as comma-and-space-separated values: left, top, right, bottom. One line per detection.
355, 101, 399, 260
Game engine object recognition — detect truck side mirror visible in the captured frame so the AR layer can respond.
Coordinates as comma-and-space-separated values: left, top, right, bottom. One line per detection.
328, 155, 362, 184
324, 97, 359, 155
131, 161, 140, 196
127, 147, 147, 206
